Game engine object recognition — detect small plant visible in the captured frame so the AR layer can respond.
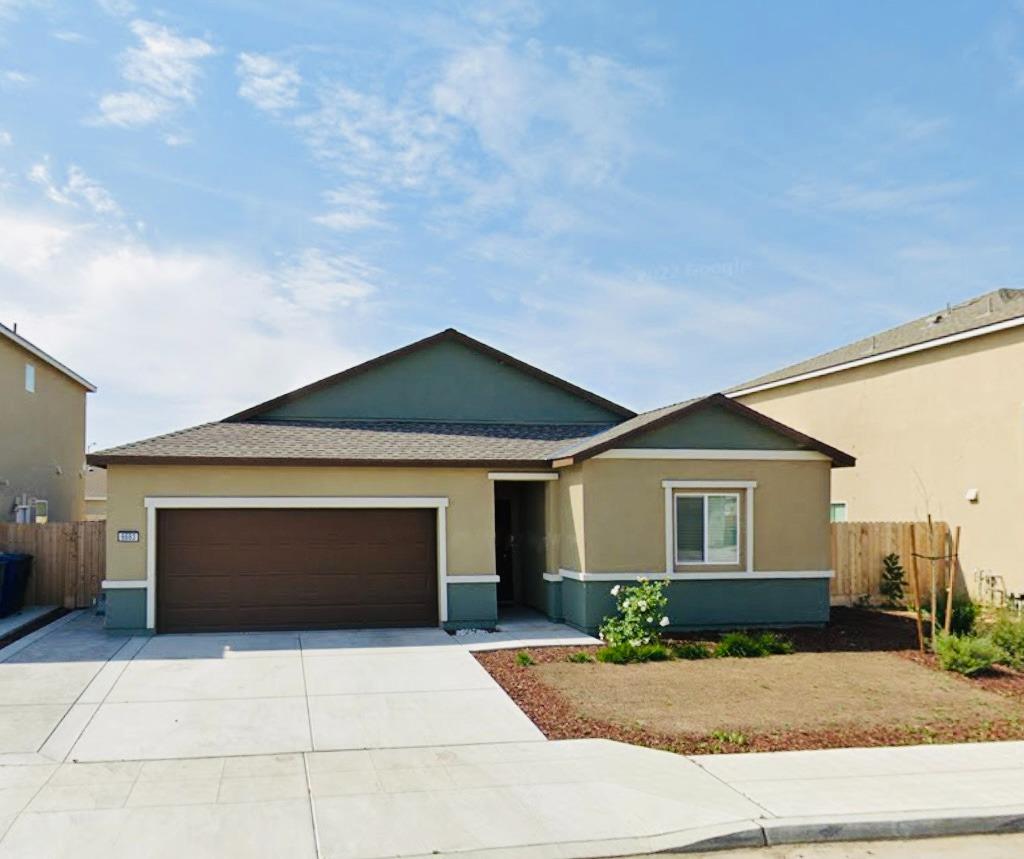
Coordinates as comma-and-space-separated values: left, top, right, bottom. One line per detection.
673, 641, 713, 660
599, 578, 670, 649
934, 633, 1001, 676
566, 651, 595, 664
930, 596, 979, 636
709, 729, 748, 746
595, 642, 672, 664
879, 553, 907, 608
989, 615, 1024, 667
715, 630, 794, 658
515, 650, 535, 667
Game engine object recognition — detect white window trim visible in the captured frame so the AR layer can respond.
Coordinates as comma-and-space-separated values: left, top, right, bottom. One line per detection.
24, 363, 35, 393
662, 480, 755, 574
829, 501, 849, 523
673, 491, 741, 567
141, 496, 450, 631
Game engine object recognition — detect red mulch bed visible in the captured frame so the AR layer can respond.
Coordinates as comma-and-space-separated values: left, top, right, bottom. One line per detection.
474, 608, 1024, 754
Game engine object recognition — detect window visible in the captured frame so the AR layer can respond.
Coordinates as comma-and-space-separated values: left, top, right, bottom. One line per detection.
24, 363, 35, 393
675, 493, 740, 565
829, 502, 848, 523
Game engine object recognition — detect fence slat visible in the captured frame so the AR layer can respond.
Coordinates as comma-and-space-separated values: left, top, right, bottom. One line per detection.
0, 521, 105, 609
831, 521, 950, 606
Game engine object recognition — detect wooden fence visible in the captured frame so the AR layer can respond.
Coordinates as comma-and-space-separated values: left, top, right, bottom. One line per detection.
0, 521, 105, 608
830, 521, 951, 606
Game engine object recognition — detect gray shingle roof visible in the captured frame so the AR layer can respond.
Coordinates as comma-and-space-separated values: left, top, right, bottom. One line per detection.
88, 420, 608, 465
550, 399, 700, 459
729, 288, 1024, 393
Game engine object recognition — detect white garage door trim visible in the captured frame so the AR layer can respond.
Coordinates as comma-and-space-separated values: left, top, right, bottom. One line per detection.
143, 496, 450, 631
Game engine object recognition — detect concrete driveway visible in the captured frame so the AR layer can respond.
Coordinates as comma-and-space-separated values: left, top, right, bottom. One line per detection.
0, 613, 541, 764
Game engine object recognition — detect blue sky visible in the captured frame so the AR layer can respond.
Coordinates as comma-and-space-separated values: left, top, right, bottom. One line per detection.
2, 0, 1023, 449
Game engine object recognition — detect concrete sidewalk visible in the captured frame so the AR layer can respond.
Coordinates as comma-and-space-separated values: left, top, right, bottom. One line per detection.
1, 739, 1023, 858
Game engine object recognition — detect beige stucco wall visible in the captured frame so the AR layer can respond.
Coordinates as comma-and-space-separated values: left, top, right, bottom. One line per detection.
738, 325, 1024, 593
0, 337, 88, 522
557, 465, 586, 571
103, 464, 498, 581
564, 458, 832, 573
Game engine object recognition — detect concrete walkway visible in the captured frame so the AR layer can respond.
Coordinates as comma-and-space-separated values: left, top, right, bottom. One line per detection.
2, 613, 1023, 857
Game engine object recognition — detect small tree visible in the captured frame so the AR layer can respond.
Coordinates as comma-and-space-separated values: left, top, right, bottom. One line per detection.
880, 552, 907, 608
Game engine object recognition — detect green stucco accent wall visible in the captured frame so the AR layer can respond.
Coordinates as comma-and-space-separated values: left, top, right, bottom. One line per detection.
622, 404, 803, 450
543, 578, 563, 622
553, 576, 829, 634
444, 581, 498, 630
103, 588, 148, 633
255, 339, 623, 424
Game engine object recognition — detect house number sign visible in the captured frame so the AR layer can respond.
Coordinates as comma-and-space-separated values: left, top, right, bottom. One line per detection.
116, 530, 140, 543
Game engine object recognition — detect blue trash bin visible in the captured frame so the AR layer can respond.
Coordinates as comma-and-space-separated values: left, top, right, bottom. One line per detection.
0, 553, 33, 618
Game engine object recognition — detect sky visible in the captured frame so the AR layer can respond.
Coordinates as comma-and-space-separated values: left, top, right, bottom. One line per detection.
1, 0, 1023, 450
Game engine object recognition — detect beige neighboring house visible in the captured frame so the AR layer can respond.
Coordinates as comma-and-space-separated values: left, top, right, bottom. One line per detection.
731, 288, 1024, 596
0, 323, 96, 523
84, 466, 107, 521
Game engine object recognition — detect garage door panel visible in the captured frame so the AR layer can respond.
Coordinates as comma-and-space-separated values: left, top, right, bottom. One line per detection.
156, 508, 438, 632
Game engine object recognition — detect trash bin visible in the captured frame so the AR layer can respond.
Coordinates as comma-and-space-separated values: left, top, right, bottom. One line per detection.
0, 553, 33, 618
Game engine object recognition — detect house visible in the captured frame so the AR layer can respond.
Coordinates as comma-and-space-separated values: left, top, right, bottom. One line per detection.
0, 322, 95, 523
84, 466, 107, 521
731, 288, 1024, 596
87, 329, 852, 634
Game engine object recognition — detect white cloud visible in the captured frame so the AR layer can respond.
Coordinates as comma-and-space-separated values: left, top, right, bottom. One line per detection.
95, 20, 215, 128
95, 0, 135, 18
786, 179, 974, 215
0, 130, 11, 145
52, 30, 86, 43
236, 52, 300, 112
29, 160, 122, 216
2, 70, 33, 86
313, 186, 387, 231
0, 206, 378, 445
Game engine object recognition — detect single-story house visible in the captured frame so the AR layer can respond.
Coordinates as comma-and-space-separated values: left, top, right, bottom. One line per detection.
88, 329, 853, 635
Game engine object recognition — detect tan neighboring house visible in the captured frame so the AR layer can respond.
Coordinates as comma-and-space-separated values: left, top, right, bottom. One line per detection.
731, 288, 1024, 596
87, 328, 853, 634
0, 323, 96, 523
84, 466, 107, 521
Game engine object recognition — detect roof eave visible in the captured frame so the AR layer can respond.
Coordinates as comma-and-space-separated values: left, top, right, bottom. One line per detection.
86, 453, 554, 469
1, 324, 96, 392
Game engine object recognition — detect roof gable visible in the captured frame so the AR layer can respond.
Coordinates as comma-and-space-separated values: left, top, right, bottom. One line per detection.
1, 323, 96, 392
552, 394, 855, 467
227, 329, 633, 425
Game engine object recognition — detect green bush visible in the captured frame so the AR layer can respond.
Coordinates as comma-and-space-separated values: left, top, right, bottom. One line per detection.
566, 651, 595, 664
673, 641, 713, 660
715, 631, 794, 658
930, 596, 979, 636
595, 642, 672, 664
515, 650, 535, 667
934, 633, 1001, 676
879, 553, 906, 608
989, 615, 1024, 667
599, 579, 670, 648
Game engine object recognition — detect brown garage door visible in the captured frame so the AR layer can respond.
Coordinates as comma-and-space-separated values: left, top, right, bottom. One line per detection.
156, 508, 438, 632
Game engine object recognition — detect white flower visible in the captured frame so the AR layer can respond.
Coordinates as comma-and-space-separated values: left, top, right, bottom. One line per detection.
638, 576, 649, 583
647, 616, 653, 623
610, 585, 620, 597
637, 600, 647, 611
659, 616, 670, 627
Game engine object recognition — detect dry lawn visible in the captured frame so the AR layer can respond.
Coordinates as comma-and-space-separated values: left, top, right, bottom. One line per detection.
535, 651, 1024, 735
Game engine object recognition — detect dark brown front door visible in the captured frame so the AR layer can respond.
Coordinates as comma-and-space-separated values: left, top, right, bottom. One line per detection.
156, 508, 437, 633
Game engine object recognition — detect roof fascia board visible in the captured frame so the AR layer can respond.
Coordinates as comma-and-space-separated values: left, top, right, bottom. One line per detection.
730, 314, 1024, 398
0, 325, 96, 391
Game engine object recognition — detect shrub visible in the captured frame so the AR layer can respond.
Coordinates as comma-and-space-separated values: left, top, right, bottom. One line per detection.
515, 650, 535, 667
595, 642, 672, 664
673, 641, 713, 660
989, 615, 1024, 667
930, 596, 979, 636
599, 578, 670, 648
879, 553, 906, 608
709, 729, 747, 746
715, 630, 794, 658
566, 651, 595, 664
934, 633, 1001, 676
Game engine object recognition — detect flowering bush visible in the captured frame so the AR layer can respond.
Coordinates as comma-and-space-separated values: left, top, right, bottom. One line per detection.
599, 578, 670, 648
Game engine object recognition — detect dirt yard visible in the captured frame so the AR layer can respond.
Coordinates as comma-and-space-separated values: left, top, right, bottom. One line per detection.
474, 608, 1024, 753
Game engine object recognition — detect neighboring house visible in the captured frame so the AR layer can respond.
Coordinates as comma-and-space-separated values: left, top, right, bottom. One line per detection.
0, 323, 95, 523
731, 288, 1024, 596
83, 466, 107, 521
88, 329, 852, 634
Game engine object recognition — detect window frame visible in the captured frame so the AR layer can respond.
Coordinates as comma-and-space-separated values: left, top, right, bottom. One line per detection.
24, 362, 35, 393
673, 491, 741, 566
829, 501, 848, 523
